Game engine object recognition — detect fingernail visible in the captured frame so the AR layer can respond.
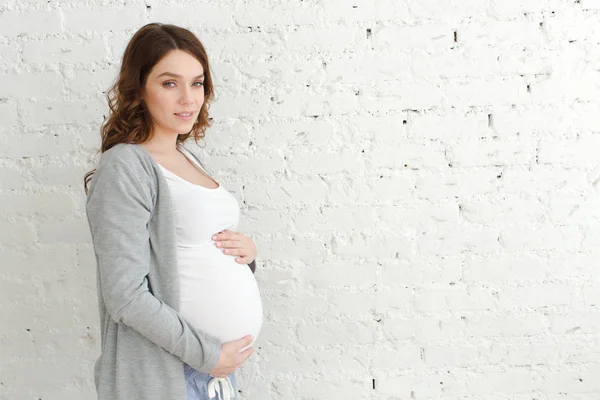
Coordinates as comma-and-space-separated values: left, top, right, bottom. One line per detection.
212, 235, 217, 240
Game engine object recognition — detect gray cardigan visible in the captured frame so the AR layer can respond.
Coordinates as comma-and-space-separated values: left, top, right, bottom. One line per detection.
85, 142, 254, 400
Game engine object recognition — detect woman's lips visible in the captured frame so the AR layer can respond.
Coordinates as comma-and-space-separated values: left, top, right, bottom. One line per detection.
175, 112, 194, 120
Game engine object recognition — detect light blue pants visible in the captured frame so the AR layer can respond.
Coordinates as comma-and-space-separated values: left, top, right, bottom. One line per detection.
184, 363, 237, 400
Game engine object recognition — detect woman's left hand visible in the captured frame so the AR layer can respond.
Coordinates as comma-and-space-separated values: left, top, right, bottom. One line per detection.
212, 229, 257, 265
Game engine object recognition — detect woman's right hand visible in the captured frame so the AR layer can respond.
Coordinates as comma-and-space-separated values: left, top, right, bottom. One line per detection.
209, 335, 254, 378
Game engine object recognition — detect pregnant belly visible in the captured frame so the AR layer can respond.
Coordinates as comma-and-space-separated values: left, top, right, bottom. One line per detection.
177, 244, 263, 348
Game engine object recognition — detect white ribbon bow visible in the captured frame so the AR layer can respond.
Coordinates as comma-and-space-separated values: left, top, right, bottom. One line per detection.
207, 376, 235, 400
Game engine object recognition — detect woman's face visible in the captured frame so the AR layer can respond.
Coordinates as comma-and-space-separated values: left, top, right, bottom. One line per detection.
142, 49, 205, 137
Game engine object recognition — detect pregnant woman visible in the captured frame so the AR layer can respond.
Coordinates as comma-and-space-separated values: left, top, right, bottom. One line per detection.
84, 23, 263, 400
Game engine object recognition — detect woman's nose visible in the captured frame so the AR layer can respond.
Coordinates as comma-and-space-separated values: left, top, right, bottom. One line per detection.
180, 87, 193, 104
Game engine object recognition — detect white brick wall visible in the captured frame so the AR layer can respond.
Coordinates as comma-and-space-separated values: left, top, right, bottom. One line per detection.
1, 0, 600, 399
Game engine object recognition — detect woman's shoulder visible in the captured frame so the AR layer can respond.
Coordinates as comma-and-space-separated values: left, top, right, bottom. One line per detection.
101, 143, 146, 163
97, 143, 153, 172
90, 143, 157, 193
85, 144, 157, 222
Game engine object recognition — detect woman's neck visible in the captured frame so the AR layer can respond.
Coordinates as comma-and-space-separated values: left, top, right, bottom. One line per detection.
140, 132, 180, 156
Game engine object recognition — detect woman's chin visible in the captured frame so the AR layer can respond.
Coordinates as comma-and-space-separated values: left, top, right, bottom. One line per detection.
172, 125, 195, 135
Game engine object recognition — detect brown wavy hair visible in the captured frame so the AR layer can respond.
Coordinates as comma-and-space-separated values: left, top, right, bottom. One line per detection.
83, 22, 214, 195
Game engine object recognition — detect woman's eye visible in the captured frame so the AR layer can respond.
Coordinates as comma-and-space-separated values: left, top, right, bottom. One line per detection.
163, 81, 203, 88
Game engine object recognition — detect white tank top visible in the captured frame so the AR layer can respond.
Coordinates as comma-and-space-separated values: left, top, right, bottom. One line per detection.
157, 145, 263, 351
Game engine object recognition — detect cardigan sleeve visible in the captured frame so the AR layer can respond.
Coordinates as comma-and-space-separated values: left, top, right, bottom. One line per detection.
85, 156, 221, 374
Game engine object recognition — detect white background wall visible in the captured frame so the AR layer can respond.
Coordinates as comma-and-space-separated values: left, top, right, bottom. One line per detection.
1, 0, 600, 399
